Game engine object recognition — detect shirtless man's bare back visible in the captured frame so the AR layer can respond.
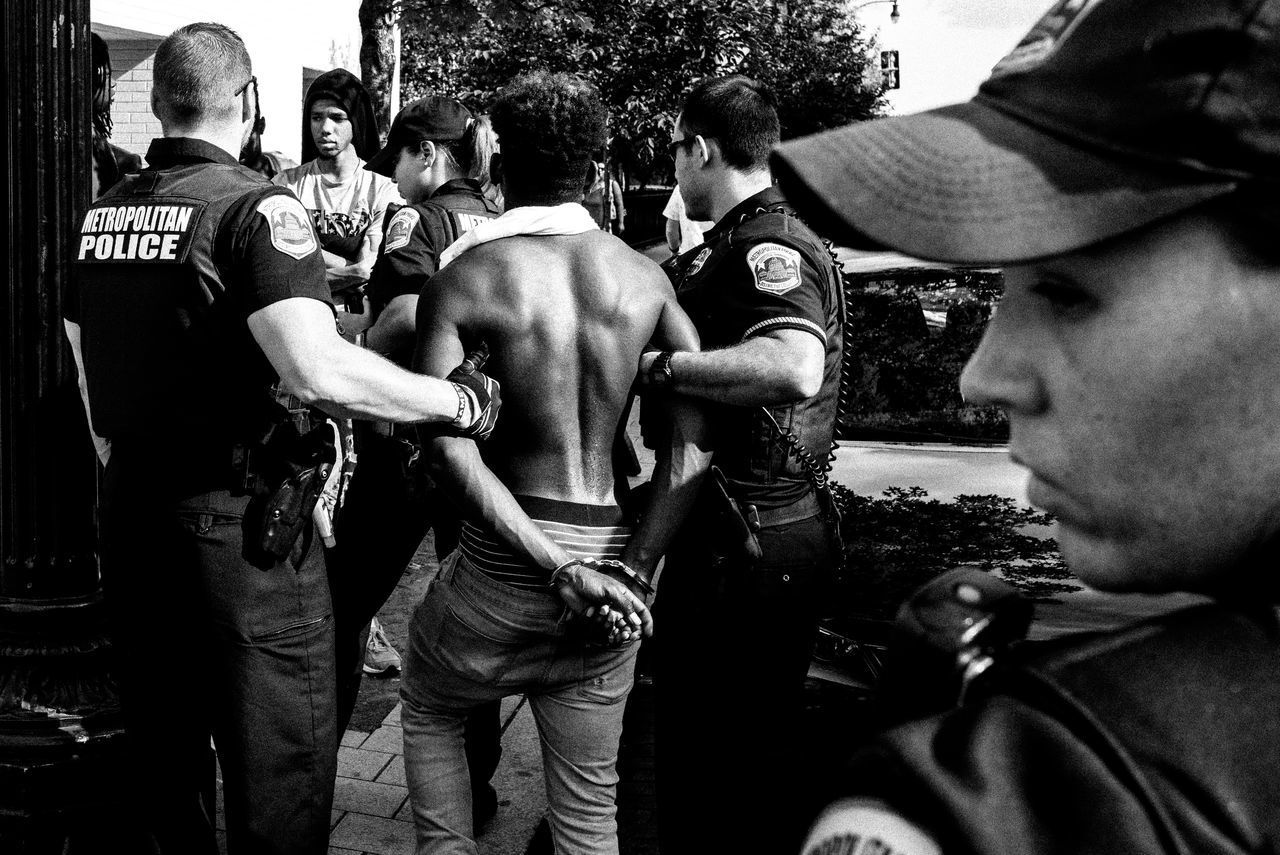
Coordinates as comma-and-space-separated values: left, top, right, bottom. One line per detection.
399, 73, 709, 855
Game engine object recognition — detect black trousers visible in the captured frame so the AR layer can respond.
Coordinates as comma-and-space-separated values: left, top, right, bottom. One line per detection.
326, 433, 501, 799
101, 449, 337, 855
653, 513, 834, 855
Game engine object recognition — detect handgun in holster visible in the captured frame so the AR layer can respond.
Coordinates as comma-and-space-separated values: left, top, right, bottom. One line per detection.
235, 413, 337, 565
875, 566, 1034, 725
702, 465, 763, 566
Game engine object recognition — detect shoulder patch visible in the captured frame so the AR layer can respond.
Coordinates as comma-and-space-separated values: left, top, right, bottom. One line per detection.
687, 246, 713, 277
257, 194, 318, 259
746, 243, 802, 295
384, 207, 420, 254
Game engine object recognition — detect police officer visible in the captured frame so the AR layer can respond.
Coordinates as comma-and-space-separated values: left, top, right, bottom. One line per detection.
772, 1, 1280, 852
326, 96, 505, 825
63, 23, 498, 855
632, 75, 844, 855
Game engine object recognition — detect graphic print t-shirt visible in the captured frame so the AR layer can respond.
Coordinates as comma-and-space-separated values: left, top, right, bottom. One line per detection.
273, 159, 403, 262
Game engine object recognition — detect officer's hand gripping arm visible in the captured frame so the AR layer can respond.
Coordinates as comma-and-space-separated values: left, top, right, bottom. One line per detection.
248, 296, 476, 425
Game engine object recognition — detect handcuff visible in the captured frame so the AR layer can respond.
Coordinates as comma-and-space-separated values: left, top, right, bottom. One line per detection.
549, 557, 655, 597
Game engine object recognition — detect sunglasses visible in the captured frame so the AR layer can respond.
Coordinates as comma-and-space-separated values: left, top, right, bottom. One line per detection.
666, 136, 696, 159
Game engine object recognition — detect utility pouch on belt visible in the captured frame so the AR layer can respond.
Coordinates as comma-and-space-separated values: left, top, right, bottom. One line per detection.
704, 465, 763, 565
238, 418, 337, 565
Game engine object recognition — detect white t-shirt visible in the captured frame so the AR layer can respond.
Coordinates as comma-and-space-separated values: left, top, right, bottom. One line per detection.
273, 159, 403, 264
663, 187, 714, 254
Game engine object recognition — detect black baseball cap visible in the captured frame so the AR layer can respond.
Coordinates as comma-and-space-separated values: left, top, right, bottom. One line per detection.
366, 96, 474, 177
772, 0, 1280, 264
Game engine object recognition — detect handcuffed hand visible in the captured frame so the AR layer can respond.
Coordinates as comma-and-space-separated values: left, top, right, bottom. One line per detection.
446, 346, 501, 440
550, 559, 653, 645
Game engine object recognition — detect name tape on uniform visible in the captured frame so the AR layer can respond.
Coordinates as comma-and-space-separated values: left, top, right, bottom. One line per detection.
454, 212, 491, 235
77, 203, 198, 263
258, 195, 319, 260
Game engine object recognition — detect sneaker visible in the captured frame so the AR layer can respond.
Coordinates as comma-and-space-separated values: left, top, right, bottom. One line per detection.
363, 617, 402, 675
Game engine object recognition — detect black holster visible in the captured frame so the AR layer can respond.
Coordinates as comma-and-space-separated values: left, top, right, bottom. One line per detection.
236, 420, 336, 566
700, 466, 763, 566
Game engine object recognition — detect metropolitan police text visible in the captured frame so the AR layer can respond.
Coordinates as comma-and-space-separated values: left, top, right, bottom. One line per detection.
78, 203, 196, 261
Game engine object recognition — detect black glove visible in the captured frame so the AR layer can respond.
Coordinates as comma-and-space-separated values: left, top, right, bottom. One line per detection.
446, 346, 501, 440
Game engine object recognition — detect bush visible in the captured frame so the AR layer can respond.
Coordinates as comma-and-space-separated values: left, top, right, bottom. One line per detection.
829, 483, 1074, 623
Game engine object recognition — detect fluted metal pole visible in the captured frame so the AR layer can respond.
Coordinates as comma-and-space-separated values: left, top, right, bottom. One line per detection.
1, 2, 128, 849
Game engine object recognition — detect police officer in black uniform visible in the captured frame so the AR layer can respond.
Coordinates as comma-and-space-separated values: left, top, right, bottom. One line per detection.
631, 75, 844, 855
63, 24, 499, 855
770, 1, 1280, 852
326, 96, 505, 825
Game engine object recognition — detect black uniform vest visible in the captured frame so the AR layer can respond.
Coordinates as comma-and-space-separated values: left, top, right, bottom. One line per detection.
74, 161, 294, 446
668, 199, 845, 508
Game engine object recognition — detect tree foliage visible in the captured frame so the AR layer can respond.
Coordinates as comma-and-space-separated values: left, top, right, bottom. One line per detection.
362, 0, 887, 184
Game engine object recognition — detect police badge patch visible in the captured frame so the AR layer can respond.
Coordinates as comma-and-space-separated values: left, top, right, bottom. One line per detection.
747, 243, 801, 295
257, 195, 318, 260
383, 207, 420, 253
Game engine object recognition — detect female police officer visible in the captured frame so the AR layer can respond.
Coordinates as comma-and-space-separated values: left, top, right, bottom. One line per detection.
775, 0, 1280, 851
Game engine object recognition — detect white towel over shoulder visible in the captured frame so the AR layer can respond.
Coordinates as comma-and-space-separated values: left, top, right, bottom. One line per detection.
438, 202, 599, 269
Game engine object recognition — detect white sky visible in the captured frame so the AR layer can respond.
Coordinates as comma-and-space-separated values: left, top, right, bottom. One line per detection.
857, 0, 1051, 115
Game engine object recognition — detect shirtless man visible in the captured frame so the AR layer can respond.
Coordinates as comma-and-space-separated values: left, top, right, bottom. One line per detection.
399, 72, 709, 855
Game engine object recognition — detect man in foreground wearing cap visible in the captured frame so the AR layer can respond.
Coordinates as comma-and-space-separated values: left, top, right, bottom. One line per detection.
65, 23, 500, 854
631, 75, 846, 855
400, 71, 710, 854
325, 95, 505, 822
773, 0, 1280, 851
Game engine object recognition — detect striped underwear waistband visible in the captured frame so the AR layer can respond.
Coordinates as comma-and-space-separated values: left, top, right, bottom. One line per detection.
460, 494, 631, 591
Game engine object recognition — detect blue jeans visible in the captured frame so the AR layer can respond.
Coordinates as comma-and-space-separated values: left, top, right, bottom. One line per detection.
401, 552, 638, 855
101, 447, 337, 855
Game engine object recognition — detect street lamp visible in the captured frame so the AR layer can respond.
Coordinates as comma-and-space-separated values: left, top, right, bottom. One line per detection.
853, 0, 901, 23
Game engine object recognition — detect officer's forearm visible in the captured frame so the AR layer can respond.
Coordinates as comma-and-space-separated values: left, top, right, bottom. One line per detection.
290, 342, 461, 424
665, 333, 821, 406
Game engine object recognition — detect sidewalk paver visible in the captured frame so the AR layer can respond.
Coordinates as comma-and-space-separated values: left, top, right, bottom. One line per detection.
333, 776, 409, 819
329, 812, 416, 855
337, 744, 394, 781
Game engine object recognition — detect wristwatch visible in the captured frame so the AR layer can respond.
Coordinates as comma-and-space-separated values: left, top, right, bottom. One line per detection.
648, 351, 675, 387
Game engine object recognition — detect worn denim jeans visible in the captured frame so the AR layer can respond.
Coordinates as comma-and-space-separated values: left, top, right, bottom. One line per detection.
100, 448, 337, 855
401, 551, 638, 855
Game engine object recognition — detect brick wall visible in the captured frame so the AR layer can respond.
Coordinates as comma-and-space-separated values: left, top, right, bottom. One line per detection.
108, 39, 162, 158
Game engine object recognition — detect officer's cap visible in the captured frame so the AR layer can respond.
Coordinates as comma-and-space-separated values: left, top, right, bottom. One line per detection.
772, 0, 1280, 265
366, 97, 474, 177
